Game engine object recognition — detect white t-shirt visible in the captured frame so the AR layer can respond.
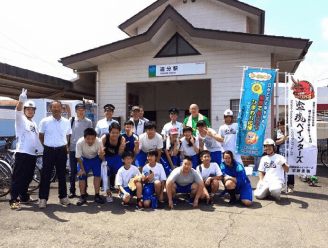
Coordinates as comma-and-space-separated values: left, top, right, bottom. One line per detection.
179, 137, 199, 156
75, 137, 103, 159
196, 162, 223, 180
115, 165, 140, 188
139, 132, 163, 153
15, 110, 43, 155
142, 163, 167, 183
161, 121, 183, 137
196, 128, 222, 152
95, 118, 119, 137
258, 154, 288, 183
219, 123, 238, 152
39, 116, 72, 147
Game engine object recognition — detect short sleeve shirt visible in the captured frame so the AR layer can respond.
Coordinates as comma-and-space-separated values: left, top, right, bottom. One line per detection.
142, 163, 167, 183
15, 110, 42, 155
69, 117, 93, 151
95, 118, 119, 137
139, 132, 163, 153
258, 154, 288, 183
161, 121, 183, 137
196, 128, 222, 152
196, 163, 222, 180
115, 165, 140, 187
179, 137, 199, 156
218, 123, 238, 152
167, 167, 202, 186
75, 137, 103, 159
39, 116, 72, 147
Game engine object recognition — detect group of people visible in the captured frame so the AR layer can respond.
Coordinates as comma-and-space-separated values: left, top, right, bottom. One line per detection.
9, 88, 290, 211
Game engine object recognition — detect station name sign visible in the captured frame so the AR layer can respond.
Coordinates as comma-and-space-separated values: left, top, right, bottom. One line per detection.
149, 62, 206, 77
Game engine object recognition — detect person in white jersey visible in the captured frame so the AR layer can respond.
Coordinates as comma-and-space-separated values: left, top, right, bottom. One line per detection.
254, 139, 289, 201
218, 109, 243, 165
161, 108, 183, 139
9, 89, 42, 210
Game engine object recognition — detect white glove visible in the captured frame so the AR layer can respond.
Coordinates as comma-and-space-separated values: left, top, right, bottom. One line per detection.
19, 88, 28, 103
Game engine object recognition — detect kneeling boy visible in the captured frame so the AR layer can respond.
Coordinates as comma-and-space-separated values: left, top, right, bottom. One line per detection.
115, 151, 143, 209
142, 149, 166, 208
166, 157, 204, 209
196, 150, 223, 204
76, 128, 107, 206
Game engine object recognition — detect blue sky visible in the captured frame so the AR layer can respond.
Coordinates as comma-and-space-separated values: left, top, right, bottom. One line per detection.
0, 0, 327, 86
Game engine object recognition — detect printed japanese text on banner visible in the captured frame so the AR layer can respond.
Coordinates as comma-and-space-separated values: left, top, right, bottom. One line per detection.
236, 68, 276, 156
288, 75, 317, 175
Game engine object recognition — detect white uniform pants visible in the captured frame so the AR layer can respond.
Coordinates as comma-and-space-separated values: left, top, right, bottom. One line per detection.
254, 180, 283, 200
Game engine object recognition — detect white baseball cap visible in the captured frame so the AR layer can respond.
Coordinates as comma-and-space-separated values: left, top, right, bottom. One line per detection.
23, 100, 36, 109
224, 109, 233, 116
263, 138, 275, 146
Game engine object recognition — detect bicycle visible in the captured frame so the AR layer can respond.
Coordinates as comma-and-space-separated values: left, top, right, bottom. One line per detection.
0, 140, 56, 197
321, 149, 328, 168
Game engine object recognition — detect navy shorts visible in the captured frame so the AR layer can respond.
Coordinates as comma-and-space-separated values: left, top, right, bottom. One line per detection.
119, 186, 136, 198
176, 183, 192, 194
135, 150, 147, 168
77, 156, 101, 180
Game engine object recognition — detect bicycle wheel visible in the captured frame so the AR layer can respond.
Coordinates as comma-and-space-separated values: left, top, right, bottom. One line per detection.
0, 161, 12, 197
50, 166, 57, 182
321, 149, 328, 168
28, 167, 41, 192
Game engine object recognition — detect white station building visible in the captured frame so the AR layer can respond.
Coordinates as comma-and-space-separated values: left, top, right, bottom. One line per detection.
60, 0, 312, 137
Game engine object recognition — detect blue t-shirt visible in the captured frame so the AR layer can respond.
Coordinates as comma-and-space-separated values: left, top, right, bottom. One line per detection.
121, 132, 138, 152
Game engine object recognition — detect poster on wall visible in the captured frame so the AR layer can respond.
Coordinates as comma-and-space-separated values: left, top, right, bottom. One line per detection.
236, 68, 277, 156
46, 102, 71, 119
287, 75, 317, 175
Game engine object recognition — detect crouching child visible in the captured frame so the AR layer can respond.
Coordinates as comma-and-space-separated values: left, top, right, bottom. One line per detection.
115, 151, 143, 209
196, 150, 223, 204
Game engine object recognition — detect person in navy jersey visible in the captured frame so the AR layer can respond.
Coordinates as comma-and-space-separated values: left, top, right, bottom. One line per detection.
101, 122, 127, 202
121, 120, 139, 155
220, 150, 253, 206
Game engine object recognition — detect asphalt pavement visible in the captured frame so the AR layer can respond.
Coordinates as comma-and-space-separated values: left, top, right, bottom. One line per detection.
0, 166, 327, 248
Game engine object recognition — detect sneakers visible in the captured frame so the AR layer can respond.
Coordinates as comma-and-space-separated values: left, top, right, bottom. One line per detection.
229, 196, 237, 205
68, 192, 77, 199
209, 192, 215, 198
10, 202, 21, 211
172, 198, 178, 205
20, 196, 37, 204
94, 195, 105, 204
188, 197, 194, 205
220, 190, 229, 198
60, 197, 71, 206
106, 192, 113, 203
39, 199, 47, 209
121, 201, 130, 207
206, 197, 214, 205
136, 201, 144, 210
77, 196, 87, 206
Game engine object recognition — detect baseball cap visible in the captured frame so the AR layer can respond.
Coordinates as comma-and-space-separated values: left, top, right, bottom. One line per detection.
132, 106, 140, 111
169, 107, 179, 114
104, 104, 115, 111
75, 103, 86, 110
224, 109, 233, 116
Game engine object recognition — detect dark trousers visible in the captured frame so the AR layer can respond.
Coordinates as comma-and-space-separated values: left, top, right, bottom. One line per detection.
287, 175, 295, 186
10, 152, 36, 203
39, 146, 67, 201
69, 151, 77, 194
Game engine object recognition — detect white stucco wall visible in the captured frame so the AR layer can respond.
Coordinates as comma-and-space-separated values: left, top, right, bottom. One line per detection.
98, 31, 272, 138
137, 0, 247, 35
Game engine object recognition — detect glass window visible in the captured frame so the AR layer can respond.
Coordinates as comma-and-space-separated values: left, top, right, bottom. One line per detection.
230, 99, 240, 121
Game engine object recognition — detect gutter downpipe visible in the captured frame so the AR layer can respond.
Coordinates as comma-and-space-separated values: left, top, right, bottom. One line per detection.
275, 59, 304, 133
74, 70, 99, 122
